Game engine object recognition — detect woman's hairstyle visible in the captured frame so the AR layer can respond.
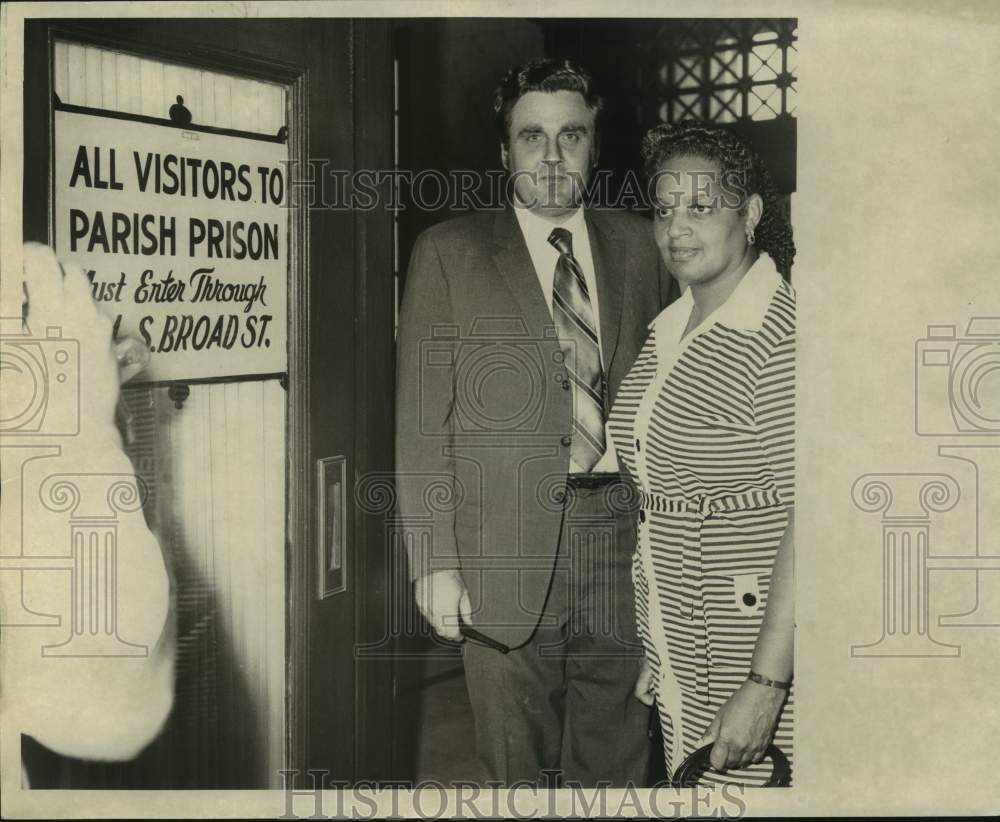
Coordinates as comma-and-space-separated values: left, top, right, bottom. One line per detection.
641, 121, 795, 275
494, 58, 604, 149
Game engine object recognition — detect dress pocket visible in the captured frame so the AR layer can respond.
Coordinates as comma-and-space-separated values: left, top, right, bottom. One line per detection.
703, 571, 769, 670
731, 572, 766, 617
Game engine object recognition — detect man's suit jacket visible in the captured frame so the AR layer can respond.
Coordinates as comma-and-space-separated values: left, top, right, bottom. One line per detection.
396, 207, 674, 649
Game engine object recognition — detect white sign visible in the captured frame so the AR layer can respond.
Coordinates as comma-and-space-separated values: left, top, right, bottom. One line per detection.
54, 109, 288, 383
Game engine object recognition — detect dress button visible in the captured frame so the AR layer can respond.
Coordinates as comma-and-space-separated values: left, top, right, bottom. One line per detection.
638, 510, 646, 523
560, 435, 572, 446
742, 593, 757, 607
635, 439, 641, 452
562, 380, 571, 391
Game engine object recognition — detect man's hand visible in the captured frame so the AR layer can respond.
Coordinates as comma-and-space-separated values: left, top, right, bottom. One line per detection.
413, 570, 471, 641
696, 679, 786, 772
633, 657, 655, 706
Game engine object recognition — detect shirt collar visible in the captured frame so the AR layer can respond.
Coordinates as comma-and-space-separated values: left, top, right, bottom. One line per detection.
711, 251, 782, 332
652, 252, 781, 339
513, 204, 588, 250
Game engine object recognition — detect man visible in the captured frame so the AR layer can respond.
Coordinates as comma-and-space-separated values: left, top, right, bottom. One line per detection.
396, 59, 674, 786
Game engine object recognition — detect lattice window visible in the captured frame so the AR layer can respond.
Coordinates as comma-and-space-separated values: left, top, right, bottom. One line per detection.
651, 19, 797, 125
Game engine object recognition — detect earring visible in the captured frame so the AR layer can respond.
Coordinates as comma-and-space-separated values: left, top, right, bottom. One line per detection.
746, 224, 756, 246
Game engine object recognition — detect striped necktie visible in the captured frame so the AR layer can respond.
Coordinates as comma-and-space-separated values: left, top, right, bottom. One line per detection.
548, 226, 606, 472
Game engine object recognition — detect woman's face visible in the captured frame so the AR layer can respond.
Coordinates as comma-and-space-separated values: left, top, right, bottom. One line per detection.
652, 154, 758, 290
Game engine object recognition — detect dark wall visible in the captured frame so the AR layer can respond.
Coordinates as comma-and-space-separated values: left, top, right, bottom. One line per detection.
540, 20, 650, 200
395, 18, 545, 284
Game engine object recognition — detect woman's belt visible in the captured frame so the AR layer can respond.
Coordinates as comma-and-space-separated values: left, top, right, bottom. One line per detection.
637, 487, 785, 704
638, 488, 783, 517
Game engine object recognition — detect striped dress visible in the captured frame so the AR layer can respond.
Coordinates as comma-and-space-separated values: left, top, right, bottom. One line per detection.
609, 253, 795, 786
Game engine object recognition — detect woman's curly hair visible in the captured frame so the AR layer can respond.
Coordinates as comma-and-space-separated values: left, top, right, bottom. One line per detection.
641, 121, 795, 275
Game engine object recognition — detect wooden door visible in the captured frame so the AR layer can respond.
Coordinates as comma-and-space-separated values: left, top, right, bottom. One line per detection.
21, 18, 395, 787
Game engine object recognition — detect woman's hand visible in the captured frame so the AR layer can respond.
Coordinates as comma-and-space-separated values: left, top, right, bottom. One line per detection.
633, 657, 655, 706
696, 679, 786, 771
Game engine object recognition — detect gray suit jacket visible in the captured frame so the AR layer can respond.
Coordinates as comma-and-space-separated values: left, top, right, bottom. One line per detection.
396, 207, 674, 649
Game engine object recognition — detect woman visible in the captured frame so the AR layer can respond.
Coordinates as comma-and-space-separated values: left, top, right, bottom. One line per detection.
609, 122, 795, 785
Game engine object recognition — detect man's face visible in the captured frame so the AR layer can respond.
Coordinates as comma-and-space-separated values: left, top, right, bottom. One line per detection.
502, 90, 597, 218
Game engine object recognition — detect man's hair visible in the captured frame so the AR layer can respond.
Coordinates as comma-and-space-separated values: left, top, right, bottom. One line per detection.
493, 58, 604, 148
641, 120, 796, 275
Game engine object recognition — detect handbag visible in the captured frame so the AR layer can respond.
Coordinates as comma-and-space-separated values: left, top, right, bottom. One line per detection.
670, 743, 791, 788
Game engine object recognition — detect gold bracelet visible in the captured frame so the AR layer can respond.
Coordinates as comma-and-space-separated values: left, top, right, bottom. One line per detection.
748, 671, 791, 691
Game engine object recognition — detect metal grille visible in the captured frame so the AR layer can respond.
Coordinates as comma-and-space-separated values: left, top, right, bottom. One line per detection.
648, 19, 797, 125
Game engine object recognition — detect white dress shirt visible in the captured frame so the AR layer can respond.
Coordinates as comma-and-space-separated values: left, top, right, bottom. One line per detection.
513, 205, 619, 473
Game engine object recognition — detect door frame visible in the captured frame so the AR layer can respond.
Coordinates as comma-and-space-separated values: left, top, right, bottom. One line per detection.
349, 19, 397, 783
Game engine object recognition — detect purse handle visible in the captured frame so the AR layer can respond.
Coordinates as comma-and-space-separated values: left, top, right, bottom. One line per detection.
670, 743, 791, 788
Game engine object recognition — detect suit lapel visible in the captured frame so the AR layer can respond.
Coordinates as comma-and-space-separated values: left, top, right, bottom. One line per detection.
491, 209, 554, 336
491, 208, 627, 377
586, 211, 625, 377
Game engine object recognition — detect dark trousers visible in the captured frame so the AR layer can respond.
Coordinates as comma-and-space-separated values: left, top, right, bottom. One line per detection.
462, 484, 651, 787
